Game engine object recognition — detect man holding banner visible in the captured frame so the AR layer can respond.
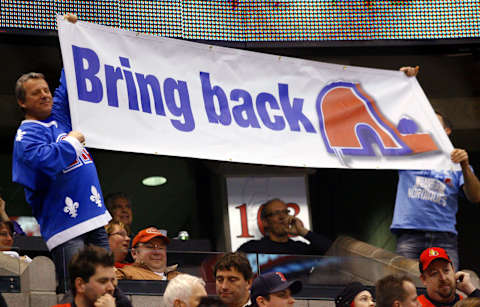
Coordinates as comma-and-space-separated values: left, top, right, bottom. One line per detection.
12, 14, 111, 290
391, 68, 480, 269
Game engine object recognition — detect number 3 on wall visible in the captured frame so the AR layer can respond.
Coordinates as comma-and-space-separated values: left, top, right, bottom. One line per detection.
235, 203, 300, 238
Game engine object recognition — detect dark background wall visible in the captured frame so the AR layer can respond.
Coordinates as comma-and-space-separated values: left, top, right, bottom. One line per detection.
1, 33, 480, 273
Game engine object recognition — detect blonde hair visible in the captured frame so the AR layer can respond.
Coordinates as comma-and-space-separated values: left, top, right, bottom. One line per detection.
105, 220, 127, 235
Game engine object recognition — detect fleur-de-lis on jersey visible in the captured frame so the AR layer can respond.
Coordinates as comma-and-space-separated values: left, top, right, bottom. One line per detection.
90, 186, 102, 207
64, 196, 79, 218
15, 129, 26, 142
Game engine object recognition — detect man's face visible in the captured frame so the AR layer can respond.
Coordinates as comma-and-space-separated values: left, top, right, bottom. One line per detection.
111, 197, 132, 226
186, 283, 208, 307
133, 237, 167, 272
18, 78, 52, 120
258, 288, 295, 307
77, 265, 115, 305
215, 268, 252, 307
420, 259, 456, 303
399, 281, 420, 307
263, 200, 290, 237
0, 224, 13, 252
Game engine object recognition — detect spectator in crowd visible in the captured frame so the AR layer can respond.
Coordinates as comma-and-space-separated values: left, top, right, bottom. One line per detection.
116, 226, 179, 280
335, 282, 374, 307
198, 297, 227, 307
0, 221, 14, 251
393, 67, 480, 269
163, 274, 207, 307
0, 220, 32, 263
105, 193, 133, 235
11, 13, 111, 289
250, 272, 302, 307
375, 275, 418, 307
105, 220, 131, 268
0, 196, 25, 235
214, 252, 253, 307
237, 199, 331, 255
454, 298, 480, 307
53, 246, 123, 307
56, 247, 132, 307
418, 247, 480, 307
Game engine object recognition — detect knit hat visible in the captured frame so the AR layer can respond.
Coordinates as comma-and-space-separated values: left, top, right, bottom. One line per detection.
335, 282, 369, 307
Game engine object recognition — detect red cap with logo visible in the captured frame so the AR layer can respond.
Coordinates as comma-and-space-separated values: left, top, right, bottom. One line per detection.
132, 227, 170, 247
419, 247, 452, 272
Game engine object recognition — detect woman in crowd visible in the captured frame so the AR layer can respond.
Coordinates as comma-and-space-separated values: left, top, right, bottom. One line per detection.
105, 220, 131, 268
335, 282, 375, 307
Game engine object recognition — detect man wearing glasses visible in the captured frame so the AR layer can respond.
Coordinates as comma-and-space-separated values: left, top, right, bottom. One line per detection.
237, 199, 331, 255
116, 227, 179, 280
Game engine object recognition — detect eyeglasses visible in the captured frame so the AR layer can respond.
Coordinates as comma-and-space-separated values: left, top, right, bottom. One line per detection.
137, 243, 166, 251
265, 209, 289, 218
0, 231, 12, 237
110, 231, 129, 238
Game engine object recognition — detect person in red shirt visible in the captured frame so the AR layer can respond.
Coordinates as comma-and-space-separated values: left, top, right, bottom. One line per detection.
418, 247, 480, 307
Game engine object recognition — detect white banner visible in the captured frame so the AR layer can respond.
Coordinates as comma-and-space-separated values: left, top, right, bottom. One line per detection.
58, 17, 457, 170
226, 177, 310, 252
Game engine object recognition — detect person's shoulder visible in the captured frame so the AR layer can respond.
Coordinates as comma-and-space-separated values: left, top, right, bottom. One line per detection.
416, 294, 432, 307
288, 238, 309, 247
237, 238, 263, 252
15, 119, 58, 139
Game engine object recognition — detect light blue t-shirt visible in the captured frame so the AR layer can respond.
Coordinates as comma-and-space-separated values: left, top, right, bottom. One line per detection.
390, 169, 465, 235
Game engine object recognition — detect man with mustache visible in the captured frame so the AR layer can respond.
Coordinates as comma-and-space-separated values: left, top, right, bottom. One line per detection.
418, 247, 480, 307
237, 199, 331, 255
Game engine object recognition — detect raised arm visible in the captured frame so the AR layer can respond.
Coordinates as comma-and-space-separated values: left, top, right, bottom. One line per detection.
450, 149, 480, 203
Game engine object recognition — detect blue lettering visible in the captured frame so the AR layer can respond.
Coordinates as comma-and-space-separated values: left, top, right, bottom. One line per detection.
200, 72, 231, 126
256, 93, 285, 131
72, 45, 102, 103
278, 83, 316, 133
135, 73, 165, 115
104, 64, 123, 108
230, 89, 260, 128
120, 57, 139, 111
163, 78, 195, 132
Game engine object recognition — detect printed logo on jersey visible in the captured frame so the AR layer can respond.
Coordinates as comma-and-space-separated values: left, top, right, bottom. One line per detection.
89, 185, 103, 207
15, 129, 27, 142
56, 133, 93, 173
64, 196, 79, 218
316, 82, 438, 163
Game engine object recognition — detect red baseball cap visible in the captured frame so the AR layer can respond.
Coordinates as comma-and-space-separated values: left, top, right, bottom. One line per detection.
419, 247, 452, 272
132, 227, 170, 247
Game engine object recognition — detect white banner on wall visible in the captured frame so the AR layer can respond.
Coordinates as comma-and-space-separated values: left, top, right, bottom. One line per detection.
58, 16, 458, 170
226, 176, 310, 252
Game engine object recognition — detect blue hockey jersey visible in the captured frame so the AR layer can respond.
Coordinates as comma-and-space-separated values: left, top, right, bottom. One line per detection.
12, 70, 111, 250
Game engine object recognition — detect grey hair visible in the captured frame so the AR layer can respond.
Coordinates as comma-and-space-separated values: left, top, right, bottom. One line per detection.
15, 72, 46, 102
163, 274, 206, 307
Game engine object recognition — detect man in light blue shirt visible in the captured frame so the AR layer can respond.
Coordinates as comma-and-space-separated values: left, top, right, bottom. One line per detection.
391, 109, 480, 270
